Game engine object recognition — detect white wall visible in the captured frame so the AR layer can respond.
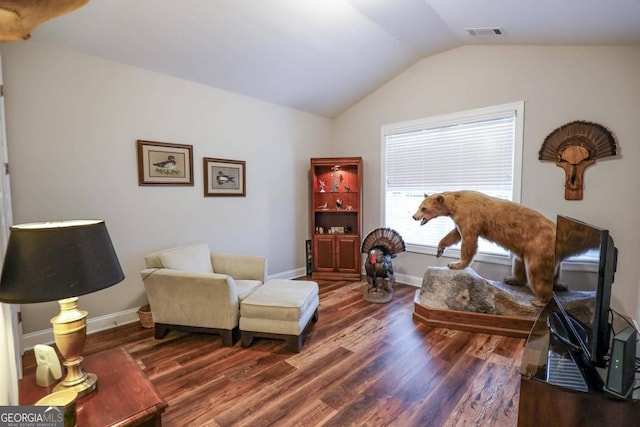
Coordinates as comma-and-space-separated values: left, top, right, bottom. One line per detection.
0, 41, 331, 334
333, 45, 640, 320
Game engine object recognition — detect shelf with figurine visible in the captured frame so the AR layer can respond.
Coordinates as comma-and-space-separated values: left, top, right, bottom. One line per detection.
314, 205, 359, 212
314, 167, 358, 192
314, 211, 357, 234
313, 225, 356, 235
313, 190, 359, 212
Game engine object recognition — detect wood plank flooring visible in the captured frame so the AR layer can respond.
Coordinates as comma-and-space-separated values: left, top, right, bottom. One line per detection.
22, 280, 525, 426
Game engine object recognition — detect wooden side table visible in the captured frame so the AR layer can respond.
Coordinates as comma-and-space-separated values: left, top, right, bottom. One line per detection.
20, 347, 167, 427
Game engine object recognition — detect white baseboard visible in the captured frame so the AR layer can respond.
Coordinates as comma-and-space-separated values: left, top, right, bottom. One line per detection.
271, 267, 423, 288
22, 307, 141, 351
394, 272, 422, 288
268, 267, 307, 280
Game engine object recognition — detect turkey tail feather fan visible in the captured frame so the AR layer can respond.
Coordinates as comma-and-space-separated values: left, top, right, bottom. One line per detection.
539, 120, 617, 161
538, 120, 617, 200
361, 227, 406, 257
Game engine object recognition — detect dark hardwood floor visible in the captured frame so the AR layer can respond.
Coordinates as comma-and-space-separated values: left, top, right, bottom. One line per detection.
22, 280, 525, 426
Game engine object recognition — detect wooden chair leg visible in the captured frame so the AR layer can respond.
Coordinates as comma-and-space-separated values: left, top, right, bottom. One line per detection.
241, 331, 254, 348
286, 335, 302, 353
220, 329, 236, 347
154, 324, 169, 339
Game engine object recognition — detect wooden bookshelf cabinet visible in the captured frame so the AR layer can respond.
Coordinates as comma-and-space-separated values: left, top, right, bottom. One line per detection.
310, 157, 362, 280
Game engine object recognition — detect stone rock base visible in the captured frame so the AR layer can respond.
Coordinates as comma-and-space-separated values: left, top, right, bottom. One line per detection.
419, 266, 595, 319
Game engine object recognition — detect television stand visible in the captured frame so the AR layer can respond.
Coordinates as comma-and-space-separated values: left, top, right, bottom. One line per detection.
518, 298, 640, 426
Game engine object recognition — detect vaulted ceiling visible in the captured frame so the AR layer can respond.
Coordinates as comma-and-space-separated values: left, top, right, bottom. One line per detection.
21, 0, 640, 117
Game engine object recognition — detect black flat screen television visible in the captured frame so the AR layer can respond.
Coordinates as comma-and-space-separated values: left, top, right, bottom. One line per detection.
553, 215, 618, 370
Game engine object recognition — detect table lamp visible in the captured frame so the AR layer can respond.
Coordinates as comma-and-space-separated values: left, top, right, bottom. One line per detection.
0, 220, 124, 398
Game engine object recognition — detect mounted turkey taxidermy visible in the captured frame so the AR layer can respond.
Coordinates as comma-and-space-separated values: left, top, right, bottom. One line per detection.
539, 120, 617, 200
361, 227, 406, 303
0, 0, 88, 41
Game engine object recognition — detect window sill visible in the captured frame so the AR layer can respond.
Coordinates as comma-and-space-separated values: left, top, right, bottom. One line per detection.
407, 244, 513, 266
407, 245, 597, 273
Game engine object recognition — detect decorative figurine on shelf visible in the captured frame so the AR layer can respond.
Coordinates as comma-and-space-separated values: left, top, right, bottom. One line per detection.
319, 179, 326, 193
343, 184, 352, 192
331, 179, 340, 192
318, 202, 328, 210
361, 227, 406, 303
335, 199, 343, 210
331, 165, 340, 171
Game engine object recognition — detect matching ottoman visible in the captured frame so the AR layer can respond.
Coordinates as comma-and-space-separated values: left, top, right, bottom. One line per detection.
240, 279, 319, 352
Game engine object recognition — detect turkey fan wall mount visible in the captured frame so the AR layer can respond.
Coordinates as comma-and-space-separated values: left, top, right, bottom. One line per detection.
539, 120, 618, 200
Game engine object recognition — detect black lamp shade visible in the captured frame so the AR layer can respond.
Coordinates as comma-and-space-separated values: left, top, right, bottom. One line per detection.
0, 220, 124, 304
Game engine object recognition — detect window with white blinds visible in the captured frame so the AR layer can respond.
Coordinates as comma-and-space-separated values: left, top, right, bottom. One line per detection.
382, 102, 524, 259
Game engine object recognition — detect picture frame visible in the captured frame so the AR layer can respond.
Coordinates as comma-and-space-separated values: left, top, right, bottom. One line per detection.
203, 157, 246, 197
137, 140, 194, 186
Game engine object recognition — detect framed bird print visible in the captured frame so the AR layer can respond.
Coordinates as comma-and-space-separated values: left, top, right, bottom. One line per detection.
203, 157, 246, 197
137, 140, 194, 186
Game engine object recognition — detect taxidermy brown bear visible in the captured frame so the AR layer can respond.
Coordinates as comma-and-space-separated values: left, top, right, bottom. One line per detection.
412, 190, 556, 306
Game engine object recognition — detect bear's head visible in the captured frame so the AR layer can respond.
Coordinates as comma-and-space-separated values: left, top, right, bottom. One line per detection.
412, 193, 450, 225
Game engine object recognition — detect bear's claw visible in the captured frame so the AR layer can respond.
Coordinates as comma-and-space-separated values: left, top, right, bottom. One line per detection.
503, 276, 525, 286
447, 261, 465, 269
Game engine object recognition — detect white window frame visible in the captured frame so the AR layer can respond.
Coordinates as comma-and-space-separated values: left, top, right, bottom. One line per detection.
380, 101, 524, 266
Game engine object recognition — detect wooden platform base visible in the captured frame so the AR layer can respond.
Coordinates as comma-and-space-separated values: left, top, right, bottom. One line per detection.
413, 290, 534, 338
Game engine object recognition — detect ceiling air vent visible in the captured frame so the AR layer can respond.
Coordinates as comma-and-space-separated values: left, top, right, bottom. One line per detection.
465, 27, 503, 36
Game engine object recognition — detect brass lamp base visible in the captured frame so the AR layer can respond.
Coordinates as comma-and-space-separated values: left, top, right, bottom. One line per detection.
53, 371, 96, 398
50, 297, 97, 398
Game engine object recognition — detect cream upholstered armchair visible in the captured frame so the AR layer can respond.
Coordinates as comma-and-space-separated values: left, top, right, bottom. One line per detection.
140, 243, 266, 346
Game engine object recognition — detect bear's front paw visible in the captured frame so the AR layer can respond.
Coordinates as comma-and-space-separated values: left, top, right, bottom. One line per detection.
503, 276, 525, 287
531, 298, 550, 307
553, 282, 569, 292
447, 261, 465, 270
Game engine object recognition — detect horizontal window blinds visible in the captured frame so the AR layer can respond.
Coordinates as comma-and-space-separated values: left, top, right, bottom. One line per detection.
386, 116, 515, 193
382, 103, 522, 257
